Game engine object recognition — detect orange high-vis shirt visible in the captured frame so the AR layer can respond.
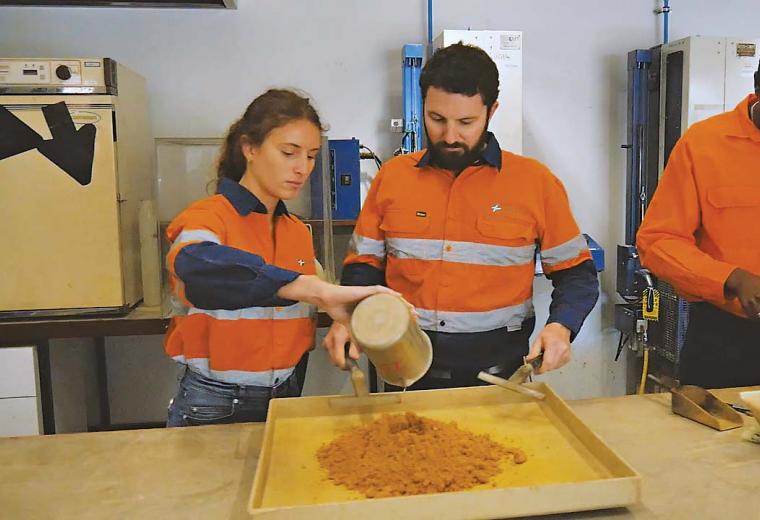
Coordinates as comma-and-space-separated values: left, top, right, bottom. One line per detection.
637, 94, 760, 318
344, 136, 592, 335
164, 178, 316, 386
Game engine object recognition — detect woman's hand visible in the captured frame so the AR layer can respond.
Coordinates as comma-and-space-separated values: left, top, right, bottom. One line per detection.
277, 275, 399, 327
318, 283, 400, 327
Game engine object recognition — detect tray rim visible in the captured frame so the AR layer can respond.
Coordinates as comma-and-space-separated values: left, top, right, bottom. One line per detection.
248, 383, 642, 519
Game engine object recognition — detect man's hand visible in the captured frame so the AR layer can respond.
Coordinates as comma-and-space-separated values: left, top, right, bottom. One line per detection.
526, 322, 572, 374
725, 268, 760, 319
322, 321, 362, 369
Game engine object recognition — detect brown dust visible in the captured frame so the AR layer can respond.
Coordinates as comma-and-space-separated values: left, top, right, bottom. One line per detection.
316, 412, 526, 498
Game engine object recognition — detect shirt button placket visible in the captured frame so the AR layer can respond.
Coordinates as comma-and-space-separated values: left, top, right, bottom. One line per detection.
437, 179, 457, 330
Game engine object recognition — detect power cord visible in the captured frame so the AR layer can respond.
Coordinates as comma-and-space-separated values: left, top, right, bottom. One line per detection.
359, 144, 383, 171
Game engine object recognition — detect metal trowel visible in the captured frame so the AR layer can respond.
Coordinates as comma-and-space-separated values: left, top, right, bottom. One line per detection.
477, 353, 546, 400
508, 352, 544, 384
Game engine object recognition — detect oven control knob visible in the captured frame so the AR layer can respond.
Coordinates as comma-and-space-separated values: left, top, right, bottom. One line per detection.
56, 65, 72, 81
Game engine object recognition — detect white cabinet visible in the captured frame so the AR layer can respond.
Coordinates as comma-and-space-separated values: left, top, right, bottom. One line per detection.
0, 346, 42, 436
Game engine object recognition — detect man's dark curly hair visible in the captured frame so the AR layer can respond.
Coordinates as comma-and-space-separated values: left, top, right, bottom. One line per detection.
419, 42, 499, 108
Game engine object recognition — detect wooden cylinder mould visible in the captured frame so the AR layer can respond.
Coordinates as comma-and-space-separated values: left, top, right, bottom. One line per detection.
350, 293, 432, 388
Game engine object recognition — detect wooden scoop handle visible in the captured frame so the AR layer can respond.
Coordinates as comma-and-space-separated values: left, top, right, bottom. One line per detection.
344, 342, 368, 397
478, 371, 546, 400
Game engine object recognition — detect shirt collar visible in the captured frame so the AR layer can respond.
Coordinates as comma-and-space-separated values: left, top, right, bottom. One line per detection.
216, 177, 290, 217
728, 94, 760, 142
416, 131, 503, 171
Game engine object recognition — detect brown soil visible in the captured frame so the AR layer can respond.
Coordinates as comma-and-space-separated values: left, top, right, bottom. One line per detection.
316, 412, 526, 498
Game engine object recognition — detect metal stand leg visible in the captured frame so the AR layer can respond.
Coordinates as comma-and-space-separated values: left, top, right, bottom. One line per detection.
36, 340, 56, 435
94, 337, 111, 430
368, 363, 378, 393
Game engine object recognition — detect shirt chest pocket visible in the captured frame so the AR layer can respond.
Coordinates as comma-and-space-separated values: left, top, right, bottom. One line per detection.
380, 209, 431, 236
707, 186, 760, 208
705, 186, 760, 239
476, 215, 536, 245
380, 209, 433, 275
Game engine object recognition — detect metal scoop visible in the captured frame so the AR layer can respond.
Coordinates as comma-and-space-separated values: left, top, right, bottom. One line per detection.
649, 375, 743, 431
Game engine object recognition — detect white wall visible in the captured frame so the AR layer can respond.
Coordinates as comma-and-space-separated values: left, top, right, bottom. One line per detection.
2, 0, 759, 403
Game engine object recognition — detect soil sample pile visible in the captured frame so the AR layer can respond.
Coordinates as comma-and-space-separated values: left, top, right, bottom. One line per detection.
316, 412, 526, 498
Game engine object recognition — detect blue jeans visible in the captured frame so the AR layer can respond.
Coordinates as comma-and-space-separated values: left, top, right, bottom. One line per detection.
166, 367, 302, 427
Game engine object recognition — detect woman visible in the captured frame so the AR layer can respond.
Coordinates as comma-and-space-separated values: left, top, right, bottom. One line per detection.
165, 89, 392, 426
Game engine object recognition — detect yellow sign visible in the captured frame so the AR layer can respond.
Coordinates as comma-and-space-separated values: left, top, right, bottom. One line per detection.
642, 288, 660, 321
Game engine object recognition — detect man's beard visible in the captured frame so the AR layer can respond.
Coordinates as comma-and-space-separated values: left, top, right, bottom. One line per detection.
425, 126, 489, 173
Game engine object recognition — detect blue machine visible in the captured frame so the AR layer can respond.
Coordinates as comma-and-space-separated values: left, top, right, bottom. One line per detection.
585, 235, 606, 273
401, 44, 424, 154
623, 49, 657, 247
614, 45, 691, 369
617, 49, 659, 301
310, 138, 361, 220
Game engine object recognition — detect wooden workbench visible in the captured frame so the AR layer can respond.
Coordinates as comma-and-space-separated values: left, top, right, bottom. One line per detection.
1, 388, 759, 519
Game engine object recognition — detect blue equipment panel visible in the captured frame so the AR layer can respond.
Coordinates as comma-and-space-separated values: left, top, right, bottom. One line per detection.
310, 138, 361, 220
534, 234, 605, 275
402, 44, 424, 154
584, 234, 605, 273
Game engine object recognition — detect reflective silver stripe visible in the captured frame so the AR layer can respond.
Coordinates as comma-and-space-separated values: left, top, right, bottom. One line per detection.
188, 306, 270, 320
386, 237, 441, 260
167, 229, 223, 270
348, 233, 386, 259
187, 301, 315, 320
442, 240, 535, 266
540, 235, 588, 266
173, 356, 295, 387
169, 295, 190, 317
169, 229, 221, 257
416, 299, 535, 333
173, 229, 221, 247
386, 237, 535, 266
275, 302, 316, 320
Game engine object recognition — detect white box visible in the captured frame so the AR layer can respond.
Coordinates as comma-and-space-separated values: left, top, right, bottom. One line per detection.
0, 346, 38, 398
0, 346, 41, 437
0, 397, 42, 437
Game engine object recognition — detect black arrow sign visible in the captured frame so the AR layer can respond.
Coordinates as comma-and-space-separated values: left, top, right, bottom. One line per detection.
0, 101, 97, 186
36, 102, 97, 186
0, 104, 43, 160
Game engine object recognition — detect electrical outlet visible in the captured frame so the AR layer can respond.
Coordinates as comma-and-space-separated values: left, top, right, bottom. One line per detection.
390, 119, 404, 132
